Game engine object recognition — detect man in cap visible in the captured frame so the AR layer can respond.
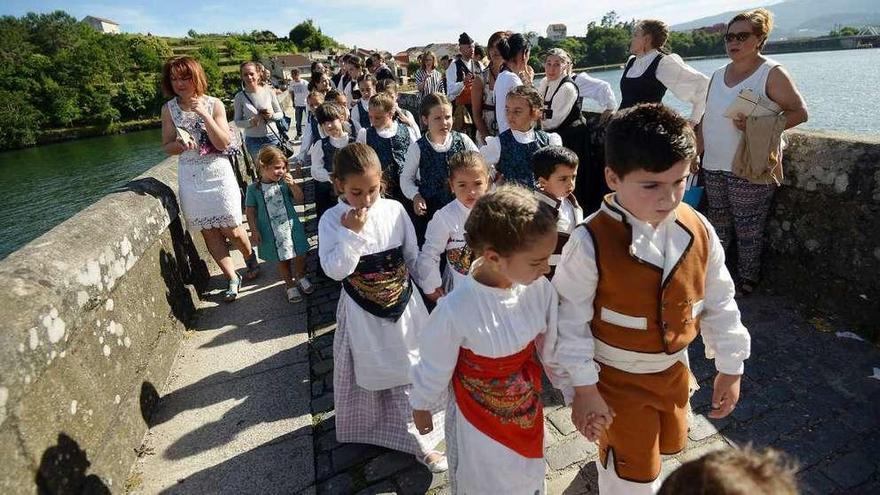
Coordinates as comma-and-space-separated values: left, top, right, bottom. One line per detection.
446, 32, 483, 140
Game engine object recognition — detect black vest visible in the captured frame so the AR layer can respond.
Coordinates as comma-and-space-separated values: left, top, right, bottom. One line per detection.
619, 53, 667, 110
543, 75, 584, 129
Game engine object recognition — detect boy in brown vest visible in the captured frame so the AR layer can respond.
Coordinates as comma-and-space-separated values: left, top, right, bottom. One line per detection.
552, 104, 751, 494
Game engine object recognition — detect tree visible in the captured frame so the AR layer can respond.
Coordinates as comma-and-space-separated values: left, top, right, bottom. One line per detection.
289, 19, 333, 52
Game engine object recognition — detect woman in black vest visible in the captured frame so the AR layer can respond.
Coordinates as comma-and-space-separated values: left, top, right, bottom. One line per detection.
536, 48, 597, 211
620, 19, 709, 124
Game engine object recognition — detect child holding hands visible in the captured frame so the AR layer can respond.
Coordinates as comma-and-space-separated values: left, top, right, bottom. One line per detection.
553, 104, 751, 494
245, 146, 313, 302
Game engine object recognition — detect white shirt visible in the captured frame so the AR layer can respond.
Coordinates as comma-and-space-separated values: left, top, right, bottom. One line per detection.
624, 49, 710, 122
318, 198, 429, 390
409, 272, 567, 494
356, 121, 418, 146
445, 57, 482, 101
552, 197, 751, 398
289, 79, 309, 107
702, 59, 780, 173
494, 70, 523, 134
400, 132, 479, 200
480, 128, 562, 167
415, 199, 471, 293
573, 72, 617, 111
296, 113, 326, 162
537, 77, 580, 130
308, 134, 352, 183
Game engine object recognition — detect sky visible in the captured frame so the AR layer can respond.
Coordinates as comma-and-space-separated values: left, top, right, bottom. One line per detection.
4, 0, 773, 53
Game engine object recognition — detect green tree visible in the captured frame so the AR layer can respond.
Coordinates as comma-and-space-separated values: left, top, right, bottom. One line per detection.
289, 19, 332, 52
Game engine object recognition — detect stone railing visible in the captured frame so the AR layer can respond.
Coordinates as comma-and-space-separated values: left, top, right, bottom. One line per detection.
0, 156, 216, 493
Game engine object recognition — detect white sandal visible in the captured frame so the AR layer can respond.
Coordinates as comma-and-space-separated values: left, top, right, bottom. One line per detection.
416, 450, 448, 473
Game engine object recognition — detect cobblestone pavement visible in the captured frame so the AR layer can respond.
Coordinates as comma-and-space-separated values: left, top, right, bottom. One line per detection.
297, 172, 880, 494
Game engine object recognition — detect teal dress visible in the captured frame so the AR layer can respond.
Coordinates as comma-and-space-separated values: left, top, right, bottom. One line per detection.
245, 181, 309, 262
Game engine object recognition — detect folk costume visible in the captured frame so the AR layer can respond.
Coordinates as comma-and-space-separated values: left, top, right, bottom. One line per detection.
357, 121, 418, 203
619, 49, 709, 123
553, 196, 751, 494
318, 197, 445, 457
410, 270, 567, 494
534, 189, 583, 279
446, 32, 484, 141
415, 198, 474, 295
309, 132, 356, 220
480, 128, 562, 188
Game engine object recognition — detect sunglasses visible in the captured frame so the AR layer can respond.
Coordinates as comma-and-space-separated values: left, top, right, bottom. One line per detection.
724, 31, 754, 43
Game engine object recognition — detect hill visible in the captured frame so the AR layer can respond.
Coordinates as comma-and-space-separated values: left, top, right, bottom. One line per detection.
671, 0, 880, 39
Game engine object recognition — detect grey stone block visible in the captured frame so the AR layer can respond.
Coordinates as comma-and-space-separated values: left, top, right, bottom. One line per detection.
316, 430, 340, 453
311, 393, 335, 414
364, 451, 415, 483
547, 407, 577, 436
312, 380, 324, 398
313, 358, 335, 376
332, 443, 382, 472
355, 481, 398, 495
395, 466, 447, 495
546, 435, 598, 471
820, 451, 876, 488
318, 472, 353, 495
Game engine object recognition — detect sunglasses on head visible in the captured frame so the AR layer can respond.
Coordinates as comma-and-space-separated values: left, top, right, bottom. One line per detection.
724, 31, 754, 43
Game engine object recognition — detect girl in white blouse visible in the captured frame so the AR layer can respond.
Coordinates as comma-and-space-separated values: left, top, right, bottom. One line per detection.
410, 185, 568, 494
318, 143, 447, 472
619, 19, 709, 123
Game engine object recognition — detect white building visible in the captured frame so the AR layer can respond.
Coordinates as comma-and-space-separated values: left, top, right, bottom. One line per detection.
547, 23, 567, 41
83, 16, 120, 34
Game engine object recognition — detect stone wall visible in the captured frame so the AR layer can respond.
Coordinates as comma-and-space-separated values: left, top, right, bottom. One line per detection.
765, 130, 880, 341
0, 156, 211, 493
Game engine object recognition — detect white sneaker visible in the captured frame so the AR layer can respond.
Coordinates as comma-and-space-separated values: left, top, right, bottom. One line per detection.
297, 276, 314, 295
416, 451, 448, 473
286, 286, 303, 303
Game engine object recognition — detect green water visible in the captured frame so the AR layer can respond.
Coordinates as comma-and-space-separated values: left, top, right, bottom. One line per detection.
0, 129, 166, 260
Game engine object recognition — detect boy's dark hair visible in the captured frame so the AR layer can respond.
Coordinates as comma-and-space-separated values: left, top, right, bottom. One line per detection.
315, 102, 346, 124
333, 143, 381, 183
349, 55, 363, 69
325, 89, 342, 101
531, 145, 579, 180
605, 103, 696, 178
507, 85, 543, 113
465, 185, 557, 257
365, 58, 375, 70
658, 446, 798, 495
291, 68, 300, 76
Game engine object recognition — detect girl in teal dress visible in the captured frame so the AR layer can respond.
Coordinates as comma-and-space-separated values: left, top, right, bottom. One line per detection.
245, 146, 314, 302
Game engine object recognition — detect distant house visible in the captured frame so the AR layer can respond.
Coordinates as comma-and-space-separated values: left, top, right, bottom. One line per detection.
83, 16, 120, 34
269, 53, 315, 80
547, 23, 567, 41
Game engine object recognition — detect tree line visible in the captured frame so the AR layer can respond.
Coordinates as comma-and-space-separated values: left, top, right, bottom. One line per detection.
0, 11, 341, 150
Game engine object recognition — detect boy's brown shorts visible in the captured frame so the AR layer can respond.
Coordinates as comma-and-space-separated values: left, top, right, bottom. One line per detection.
597, 361, 690, 482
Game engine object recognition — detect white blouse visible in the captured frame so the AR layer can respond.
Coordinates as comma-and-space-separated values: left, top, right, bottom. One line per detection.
318, 198, 429, 390
572, 72, 617, 111
445, 57, 483, 101
410, 272, 567, 494
415, 199, 471, 293
624, 49, 710, 122
308, 134, 352, 183
400, 132, 479, 200
552, 197, 751, 399
494, 70, 524, 134
480, 128, 562, 167
356, 121, 418, 146
537, 77, 580, 130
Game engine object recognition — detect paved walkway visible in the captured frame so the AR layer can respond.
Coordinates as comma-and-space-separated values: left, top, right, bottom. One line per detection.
128, 154, 880, 494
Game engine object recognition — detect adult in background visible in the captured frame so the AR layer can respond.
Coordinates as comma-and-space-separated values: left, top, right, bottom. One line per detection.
331, 54, 347, 88
310, 60, 326, 76
234, 61, 286, 162
160, 56, 258, 301
620, 19, 709, 124
288, 68, 309, 140
494, 33, 533, 134
472, 31, 510, 145
446, 33, 484, 140
372, 52, 396, 82
570, 70, 618, 213
700, 8, 807, 295
414, 51, 444, 103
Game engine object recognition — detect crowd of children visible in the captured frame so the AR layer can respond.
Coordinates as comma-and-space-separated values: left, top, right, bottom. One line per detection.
235, 31, 771, 495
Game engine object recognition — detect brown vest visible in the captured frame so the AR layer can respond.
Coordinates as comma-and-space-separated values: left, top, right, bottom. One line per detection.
585, 202, 709, 354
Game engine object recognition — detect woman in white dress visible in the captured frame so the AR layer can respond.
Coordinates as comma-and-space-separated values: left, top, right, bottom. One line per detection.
160, 56, 258, 301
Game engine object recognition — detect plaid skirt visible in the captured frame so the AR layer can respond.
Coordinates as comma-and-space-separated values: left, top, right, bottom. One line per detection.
333, 306, 445, 456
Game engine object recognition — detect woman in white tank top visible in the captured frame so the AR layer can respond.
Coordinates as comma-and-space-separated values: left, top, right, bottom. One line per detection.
699, 8, 808, 296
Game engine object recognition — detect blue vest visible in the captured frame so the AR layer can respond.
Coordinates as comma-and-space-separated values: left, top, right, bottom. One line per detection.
321, 134, 356, 173
308, 113, 320, 140
417, 132, 466, 204
496, 129, 550, 188
355, 103, 371, 130
366, 124, 411, 183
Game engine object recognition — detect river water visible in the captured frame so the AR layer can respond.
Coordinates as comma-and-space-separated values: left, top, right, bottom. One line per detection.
0, 48, 878, 259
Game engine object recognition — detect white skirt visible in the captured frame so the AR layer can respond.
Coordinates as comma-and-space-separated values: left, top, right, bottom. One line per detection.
177, 152, 242, 231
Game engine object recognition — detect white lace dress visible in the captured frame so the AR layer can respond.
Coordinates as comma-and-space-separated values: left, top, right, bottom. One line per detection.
168, 96, 242, 231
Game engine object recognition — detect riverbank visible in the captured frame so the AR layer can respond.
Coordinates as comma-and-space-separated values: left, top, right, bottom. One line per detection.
16, 119, 163, 151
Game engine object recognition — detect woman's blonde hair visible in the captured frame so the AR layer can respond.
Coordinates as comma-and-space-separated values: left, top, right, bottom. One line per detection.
729, 8, 774, 49
544, 48, 573, 75
421, 51, 437, 71
637, 19, 670, 53
368, 92, 396, 113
